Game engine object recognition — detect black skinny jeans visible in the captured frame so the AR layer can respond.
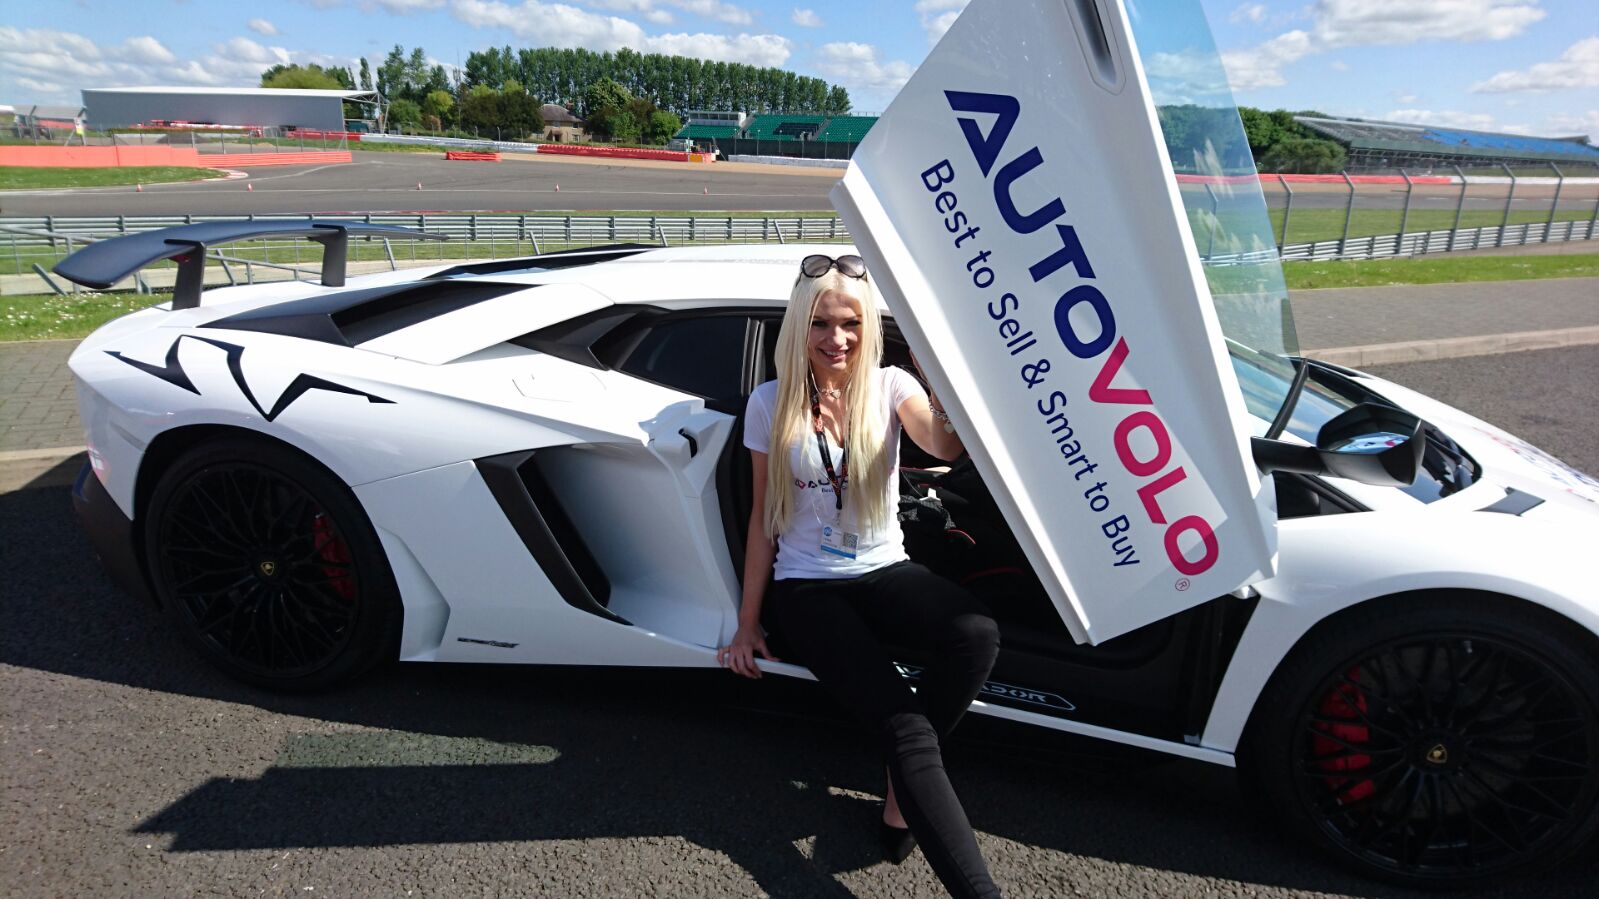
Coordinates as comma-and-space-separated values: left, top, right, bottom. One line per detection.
766, 560, 1002, 899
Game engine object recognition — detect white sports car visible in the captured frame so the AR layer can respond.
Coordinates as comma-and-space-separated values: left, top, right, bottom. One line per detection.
55, 0, 1598, 889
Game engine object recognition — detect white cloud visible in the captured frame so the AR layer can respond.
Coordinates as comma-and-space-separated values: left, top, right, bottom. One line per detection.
121, 36, 177, 65
578, 0, 752, 26
1545, 109, 1599, 140
1217, 0, 1544, 92
16, 76, 64, 94
451, 0, 788, 65
1384, 108, 1498, 130
815, 41, 914, 97
791, 7, 822, 28
1220, 30, 1313, 89
247, 18, 280, 35
1473, 36, 1599, 93
914, 0, 967, 44
1329, 60, 1348, 71
1311, 0, 1544, 47
372, 0, 447, 11
580, 0, 674, 24
1230, 3, 1267, 24
1393, 91, 1419, 104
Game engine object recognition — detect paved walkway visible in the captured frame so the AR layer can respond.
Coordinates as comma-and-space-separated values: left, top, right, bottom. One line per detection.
3, 276, 1596, 473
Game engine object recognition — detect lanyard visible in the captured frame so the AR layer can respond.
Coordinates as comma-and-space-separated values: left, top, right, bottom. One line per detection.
809, 376, 848, 512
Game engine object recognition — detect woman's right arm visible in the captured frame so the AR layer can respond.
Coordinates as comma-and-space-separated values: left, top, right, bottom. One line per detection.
721, 449, 779, 678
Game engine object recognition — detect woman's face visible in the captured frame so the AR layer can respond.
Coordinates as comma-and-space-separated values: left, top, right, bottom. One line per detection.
808, 289, 863, 381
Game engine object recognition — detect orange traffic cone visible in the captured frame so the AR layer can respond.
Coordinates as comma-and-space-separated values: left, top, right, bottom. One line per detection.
246, 183, 253, 192
416, 182, 423, 190
135, 183, 143, 192
703, 186, 709, 195
554, 184, 560, 192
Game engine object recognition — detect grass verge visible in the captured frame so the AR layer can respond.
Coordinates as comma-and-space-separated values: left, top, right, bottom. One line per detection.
1282, 253, 1599, 289
0, 166, 227, 190
5, 252, 1595, 342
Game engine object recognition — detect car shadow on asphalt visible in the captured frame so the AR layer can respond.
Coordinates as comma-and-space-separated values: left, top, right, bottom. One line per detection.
3, 474, 1596, 898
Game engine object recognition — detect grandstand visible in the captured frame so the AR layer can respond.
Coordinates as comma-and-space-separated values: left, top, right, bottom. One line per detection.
745, 114, 828, 141
816, 116, 876, 142
1298, 115, 1599, 172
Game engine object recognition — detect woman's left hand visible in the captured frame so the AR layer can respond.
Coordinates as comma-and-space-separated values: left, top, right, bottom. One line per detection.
718, 623, 778, 679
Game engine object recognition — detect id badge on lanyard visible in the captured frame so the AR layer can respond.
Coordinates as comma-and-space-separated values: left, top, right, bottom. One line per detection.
820, 512, 860, 559
814, 424, 858, 559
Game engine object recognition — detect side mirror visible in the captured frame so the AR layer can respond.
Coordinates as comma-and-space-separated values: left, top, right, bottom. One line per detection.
1251, 403, 1424, 487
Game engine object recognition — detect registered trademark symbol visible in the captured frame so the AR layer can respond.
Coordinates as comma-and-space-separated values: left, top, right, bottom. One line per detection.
1175, 578, 1191, 592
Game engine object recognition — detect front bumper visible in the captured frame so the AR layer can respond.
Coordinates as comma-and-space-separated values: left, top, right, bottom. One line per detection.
71, 462, 154, 607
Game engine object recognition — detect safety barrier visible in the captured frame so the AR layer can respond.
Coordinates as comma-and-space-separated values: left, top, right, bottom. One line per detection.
536, 145, 691, 162
285, 130, 365, 142
444, 151, 501, 162
205, 151, 352, 167
0, 146, 352, 168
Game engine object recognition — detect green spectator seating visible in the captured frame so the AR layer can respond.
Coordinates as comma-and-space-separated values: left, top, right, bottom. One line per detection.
816, 116, 877, 142
674, 124, 739, 141
745, 115, 827, 140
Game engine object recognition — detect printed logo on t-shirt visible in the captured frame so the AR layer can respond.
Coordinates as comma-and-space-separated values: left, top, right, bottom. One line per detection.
793, 477, 849, 491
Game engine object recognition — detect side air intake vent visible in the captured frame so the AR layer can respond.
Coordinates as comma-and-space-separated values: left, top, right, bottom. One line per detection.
204, 281, 523, 346
477, 450, 625, 625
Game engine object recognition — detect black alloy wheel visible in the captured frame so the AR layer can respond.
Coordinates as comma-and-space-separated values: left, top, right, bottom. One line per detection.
1245, 598, 1599, 888
145, 438, 401, 691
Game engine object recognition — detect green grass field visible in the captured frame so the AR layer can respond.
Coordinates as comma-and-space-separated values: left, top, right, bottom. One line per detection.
0, 166, 227, 190
5, 252, 1594, 343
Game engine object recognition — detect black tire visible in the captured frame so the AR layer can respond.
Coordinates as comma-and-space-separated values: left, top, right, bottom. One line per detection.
143, 436, 402, 691
1240, 595, 1599, 889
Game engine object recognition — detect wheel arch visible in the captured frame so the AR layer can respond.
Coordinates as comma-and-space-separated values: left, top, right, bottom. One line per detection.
130, 423, 349, 604
1207, 585, 1599, 756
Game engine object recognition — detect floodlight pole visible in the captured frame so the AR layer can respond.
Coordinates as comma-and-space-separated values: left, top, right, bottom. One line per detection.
1203, 183, 1218, 259
1398, 169, 1415, 254
1278, 174, 1293, 252
1547, 163, 1564, 243
1498, 163, 1517, 248
1449, 165, 1467, 252
1339, 171, 1356, 258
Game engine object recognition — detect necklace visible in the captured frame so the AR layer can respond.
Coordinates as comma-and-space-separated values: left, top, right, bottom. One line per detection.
816, 385, 842, 400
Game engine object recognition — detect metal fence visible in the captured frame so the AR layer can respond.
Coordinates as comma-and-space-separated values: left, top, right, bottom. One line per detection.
3, 193, 1597, 295
0, 214, 852, 294
1247, 166, 1599, 260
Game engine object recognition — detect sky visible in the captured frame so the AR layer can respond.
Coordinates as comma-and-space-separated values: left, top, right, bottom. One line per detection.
2, 0, 1595, 140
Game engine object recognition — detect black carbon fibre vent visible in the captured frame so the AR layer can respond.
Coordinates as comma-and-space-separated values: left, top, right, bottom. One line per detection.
203, 281, 523, 346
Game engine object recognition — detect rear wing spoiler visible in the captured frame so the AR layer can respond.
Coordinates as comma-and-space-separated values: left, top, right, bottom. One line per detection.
52, 220, 447, 310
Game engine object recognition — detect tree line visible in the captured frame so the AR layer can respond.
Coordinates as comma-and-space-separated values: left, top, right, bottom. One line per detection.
260, 43, 851, 145
1159, 105, 1348, 174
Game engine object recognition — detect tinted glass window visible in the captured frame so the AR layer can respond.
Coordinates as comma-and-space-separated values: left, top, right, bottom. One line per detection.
621, 315, 748, 399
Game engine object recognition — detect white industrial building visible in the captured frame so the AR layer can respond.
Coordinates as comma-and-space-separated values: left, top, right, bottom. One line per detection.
82, 87, 378, 132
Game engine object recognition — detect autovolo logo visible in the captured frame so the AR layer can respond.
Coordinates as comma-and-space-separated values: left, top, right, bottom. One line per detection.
918, 90, 1220, 578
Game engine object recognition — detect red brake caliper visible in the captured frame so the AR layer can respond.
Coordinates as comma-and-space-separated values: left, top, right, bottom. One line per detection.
311, 513, 357, 601
1312, 669, 1375, 802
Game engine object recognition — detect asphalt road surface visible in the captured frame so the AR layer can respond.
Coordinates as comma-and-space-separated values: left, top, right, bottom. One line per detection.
3, 347, 1597, 897
0, 151, 842, 216
4, 150, 1594, 217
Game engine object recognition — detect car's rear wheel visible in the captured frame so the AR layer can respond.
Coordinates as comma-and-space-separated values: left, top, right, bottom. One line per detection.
1242, 596, 1599, 889
144, 437, 401, 691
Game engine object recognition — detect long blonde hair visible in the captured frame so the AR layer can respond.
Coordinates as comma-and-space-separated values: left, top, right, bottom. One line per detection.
763, 267, 892, 539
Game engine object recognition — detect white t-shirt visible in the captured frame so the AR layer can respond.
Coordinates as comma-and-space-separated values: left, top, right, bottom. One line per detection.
744, 366, 924, 580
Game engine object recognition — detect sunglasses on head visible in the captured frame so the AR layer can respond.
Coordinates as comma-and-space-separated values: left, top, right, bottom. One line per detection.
800, 254, 867, 279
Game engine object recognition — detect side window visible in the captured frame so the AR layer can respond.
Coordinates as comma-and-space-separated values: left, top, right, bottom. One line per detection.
619, 315, 750, 401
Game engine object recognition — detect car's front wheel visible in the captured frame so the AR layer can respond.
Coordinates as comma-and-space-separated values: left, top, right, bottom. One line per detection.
143, 436, 401, 691
1242, 595, 1599, 888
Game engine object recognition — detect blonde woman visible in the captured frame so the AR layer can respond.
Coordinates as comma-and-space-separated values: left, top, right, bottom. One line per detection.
717, 254, 1002, 899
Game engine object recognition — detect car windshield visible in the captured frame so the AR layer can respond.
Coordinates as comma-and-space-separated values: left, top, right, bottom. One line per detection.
1125, 0, 1301, 422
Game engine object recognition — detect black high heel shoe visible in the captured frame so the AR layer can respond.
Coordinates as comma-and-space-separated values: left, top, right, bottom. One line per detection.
879, 820, 917, 865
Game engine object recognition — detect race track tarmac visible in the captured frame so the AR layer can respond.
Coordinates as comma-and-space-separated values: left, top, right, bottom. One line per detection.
0, 151, 843, 216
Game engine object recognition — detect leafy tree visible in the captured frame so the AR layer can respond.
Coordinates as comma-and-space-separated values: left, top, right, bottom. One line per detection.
387, 98, 423, 128
1258, 137, 1347, 174
583, 76, 632, 119
358, 57, 373, 91
647, 109, 682, 145
260, 63, 351, 90
422, 89, 455, 124
824, 85, 851, 115
458, 84, 502, 133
